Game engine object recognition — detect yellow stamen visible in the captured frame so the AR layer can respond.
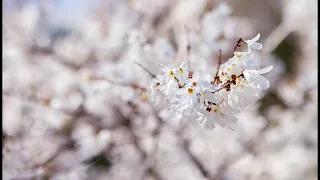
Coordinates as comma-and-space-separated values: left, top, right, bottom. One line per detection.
236, 54, 242, 58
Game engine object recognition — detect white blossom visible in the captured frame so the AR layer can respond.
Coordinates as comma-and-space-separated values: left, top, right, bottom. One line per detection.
245, 33, 263, 52
149, 34, 273, 130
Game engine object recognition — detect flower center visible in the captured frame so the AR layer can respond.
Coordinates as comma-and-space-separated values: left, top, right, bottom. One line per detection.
231, 74, 236, 80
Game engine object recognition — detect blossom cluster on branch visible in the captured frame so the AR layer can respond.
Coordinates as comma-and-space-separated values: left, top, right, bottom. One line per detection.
148, 34, 273, 130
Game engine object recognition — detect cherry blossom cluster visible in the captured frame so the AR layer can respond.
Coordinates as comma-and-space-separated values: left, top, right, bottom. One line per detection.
148, 34, 273, 130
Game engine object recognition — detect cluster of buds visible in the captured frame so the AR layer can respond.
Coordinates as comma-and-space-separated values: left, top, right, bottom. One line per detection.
148, 34, 273, 130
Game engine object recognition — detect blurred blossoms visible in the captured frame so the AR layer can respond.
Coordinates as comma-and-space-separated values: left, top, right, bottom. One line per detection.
3, 0, 317, 180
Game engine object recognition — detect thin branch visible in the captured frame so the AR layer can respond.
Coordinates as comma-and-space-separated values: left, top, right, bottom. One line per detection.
233, 38, 244, 55
134, 61, 156, 78
90, 75, 146, 91
211, 73, 244, 94
90, 75, 129, 86
213, 49, 222, 84
184, 25, 191, 70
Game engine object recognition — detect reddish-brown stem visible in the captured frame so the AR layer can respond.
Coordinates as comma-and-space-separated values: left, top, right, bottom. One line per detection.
233, 38, 244, 54
211, 73, 244, 94
213, 49, 222, 85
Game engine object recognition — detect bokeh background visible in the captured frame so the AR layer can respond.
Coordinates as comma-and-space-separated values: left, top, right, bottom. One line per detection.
2, 0, 318, 180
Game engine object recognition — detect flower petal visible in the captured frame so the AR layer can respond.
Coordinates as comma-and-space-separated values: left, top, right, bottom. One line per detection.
215, 115, 226, 127
204, 118, 215, 130
193, 70, 200, 81
227, 115, 238, 123
250, 42, 262, 50
179, 62, 188, 69
254, 75, 270, 89
251, 33, 260, 42
258, 65, 273, 74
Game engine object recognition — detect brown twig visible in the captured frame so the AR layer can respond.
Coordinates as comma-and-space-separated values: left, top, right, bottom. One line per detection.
134, 61, 156, 78
211, 73, 244, 94
233, 38, 244, 55
90, 75, 146, 91
213, 49, 222, 85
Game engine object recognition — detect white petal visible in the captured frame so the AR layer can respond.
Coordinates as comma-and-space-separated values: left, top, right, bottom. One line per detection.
204, 117, 215, 130
243, 70, 252, 81
215, 115, 226, 127
191, 95, 198, 107
197, 108, 208, 115
193, 70, 200, 81
252, 33, 260, 42
185, 79, 192, 88
179, 62, 188, 69
189, 114, 204, 123
250, 42, 262, 50
175, 88, 186, 95
179, 95, 189, 104
254, 75, 270, 89
258, 65, 273, 74
232, 92, 239, 103
247, 59, 260, 67
159, 74, 168, 84
198, 80, 210, 88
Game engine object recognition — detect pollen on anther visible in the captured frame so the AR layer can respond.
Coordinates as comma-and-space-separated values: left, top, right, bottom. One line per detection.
188, 88, 193, 94
192, 82, 197, 86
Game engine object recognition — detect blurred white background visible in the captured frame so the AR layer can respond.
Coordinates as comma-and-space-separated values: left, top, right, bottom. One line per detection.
2, 0, 318, 179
